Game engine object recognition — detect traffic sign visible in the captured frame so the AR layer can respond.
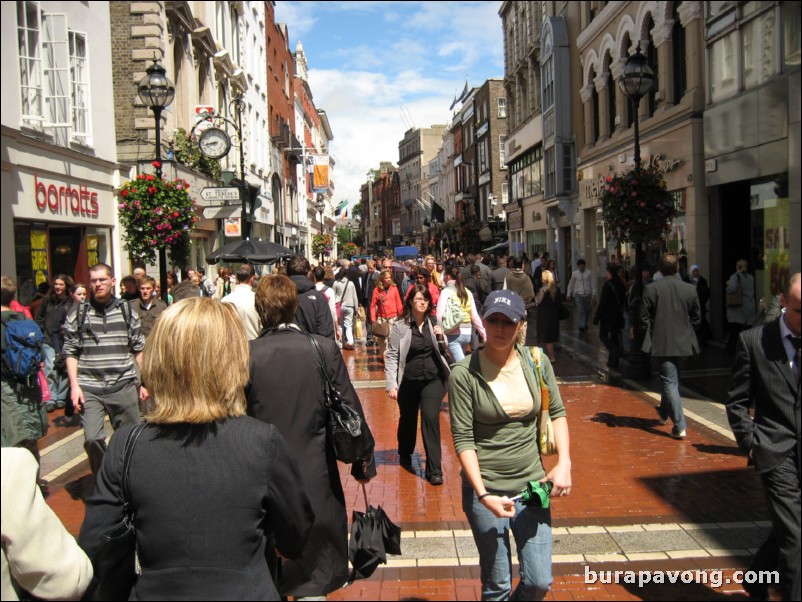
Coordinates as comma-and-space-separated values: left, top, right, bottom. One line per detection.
200, 186, 240, 202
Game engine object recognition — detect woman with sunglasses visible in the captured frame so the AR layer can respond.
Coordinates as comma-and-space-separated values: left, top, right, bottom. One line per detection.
405, 267, 440, 314
449, 290, 571, 600
385, 284, 450, 485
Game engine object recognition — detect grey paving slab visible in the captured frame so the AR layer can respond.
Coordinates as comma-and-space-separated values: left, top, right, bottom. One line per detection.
454, 536, 480, 559
399, 537, 458, 559
688, 526, 769, 550
609, 529, 700, 553
553, 533, 620, 555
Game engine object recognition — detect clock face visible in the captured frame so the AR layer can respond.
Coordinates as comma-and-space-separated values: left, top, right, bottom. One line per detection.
198, 127, 231, 159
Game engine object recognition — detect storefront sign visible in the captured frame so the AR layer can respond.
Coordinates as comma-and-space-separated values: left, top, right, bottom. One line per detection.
30, 228, 49, 287
581, 153, 684, 201
34, 174, 99, 218
224, 217, 242, 237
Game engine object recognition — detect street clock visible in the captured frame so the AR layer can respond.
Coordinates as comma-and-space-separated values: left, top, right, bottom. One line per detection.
198, 127, 231, 159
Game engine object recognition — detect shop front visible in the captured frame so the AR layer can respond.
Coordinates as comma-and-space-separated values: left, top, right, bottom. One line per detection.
4, 169, 120, 305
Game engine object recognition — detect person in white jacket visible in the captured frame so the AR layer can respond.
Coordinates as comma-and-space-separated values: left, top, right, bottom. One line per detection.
566, 259, 597, 332
436, 266, 486, 362
1, 447, 93, 600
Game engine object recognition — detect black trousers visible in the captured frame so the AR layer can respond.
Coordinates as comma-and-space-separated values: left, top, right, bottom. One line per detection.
599, 325, 622, 367
397, 377, 445, 478
752, 449, 801, 601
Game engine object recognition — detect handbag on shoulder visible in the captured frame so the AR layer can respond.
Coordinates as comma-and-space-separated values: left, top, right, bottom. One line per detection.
528, 347, 557, 456
305, 333, 371, 464
371, 293, 391, 338
87, 422, 148, 601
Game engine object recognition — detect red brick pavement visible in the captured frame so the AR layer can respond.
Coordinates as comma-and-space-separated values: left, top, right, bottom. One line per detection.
42, 344, 768, 600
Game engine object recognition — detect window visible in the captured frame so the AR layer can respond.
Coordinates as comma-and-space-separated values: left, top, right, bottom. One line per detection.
69, 31, 90, 140
710, 31, 737, 102
542, 55, 554, 111
478, 139, 488, 173
544, 147, 555, 197
561, 143, 573, 194
743, 10, 777, 89
498, 97, 507, 118
783, 2, 801, 68
499, 135, 506, 167
672, 6, 687, 104
18, 0, 43, 124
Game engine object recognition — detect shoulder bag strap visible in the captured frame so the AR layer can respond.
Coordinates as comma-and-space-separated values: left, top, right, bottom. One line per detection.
303, 332, 336, 408
121, 422, 148, 513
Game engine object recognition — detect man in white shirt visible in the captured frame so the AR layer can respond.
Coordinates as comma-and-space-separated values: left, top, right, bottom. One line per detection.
566, 259, 596, 332
221, 264, 260, 340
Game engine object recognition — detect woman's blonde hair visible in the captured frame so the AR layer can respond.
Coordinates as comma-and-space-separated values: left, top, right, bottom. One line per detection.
255, 273, 298, 328
143, 298, 248, 424
541, 269, 556, 291
377, 269, 395, 291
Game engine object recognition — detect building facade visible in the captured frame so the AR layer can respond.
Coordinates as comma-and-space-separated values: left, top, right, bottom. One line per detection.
2, 1, 123, 294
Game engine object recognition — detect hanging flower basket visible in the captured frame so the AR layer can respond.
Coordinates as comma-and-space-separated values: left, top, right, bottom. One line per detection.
312, 233, 333, 258
598, 166, 677, 246
341, 242, 359, 258
118, 161, 199, 267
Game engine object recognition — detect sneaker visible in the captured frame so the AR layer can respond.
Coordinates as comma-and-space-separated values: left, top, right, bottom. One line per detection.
55, 400, 66, 409
654, 405, 668, 426
672, 429, 687, 439
45, 402, 56, 413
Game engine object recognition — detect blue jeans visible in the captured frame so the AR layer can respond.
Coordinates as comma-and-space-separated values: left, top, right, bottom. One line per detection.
574, 294, 591, 329
463, 482, 552, 600
447, 330, 472, 363
657, 357, 686, 434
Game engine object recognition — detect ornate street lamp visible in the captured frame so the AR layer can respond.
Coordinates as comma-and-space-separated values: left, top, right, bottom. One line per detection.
315, 193, 326, 235
138, 60, 175, 303
619, 42, 655, 377
619, 42, 654, 172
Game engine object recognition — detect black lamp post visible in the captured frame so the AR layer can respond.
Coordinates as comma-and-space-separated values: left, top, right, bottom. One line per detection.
619, 42, 655, 377
315, 194, 326, 235
138, 60, 175, 305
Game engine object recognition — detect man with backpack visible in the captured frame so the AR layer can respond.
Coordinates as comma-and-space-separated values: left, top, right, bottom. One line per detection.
1, 276, 48, 466
62, 263, 145, 475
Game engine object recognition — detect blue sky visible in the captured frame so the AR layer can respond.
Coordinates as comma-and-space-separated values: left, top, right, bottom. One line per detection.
275, 1, 504, 214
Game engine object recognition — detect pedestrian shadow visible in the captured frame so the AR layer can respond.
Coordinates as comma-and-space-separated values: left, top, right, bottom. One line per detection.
590, 412, 677, 439
620, 581, 748, 600
693, 443, 744, 456
64, 474, 95, 501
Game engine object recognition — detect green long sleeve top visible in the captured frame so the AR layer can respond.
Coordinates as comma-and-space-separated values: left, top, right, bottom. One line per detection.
448, 345, 567, 494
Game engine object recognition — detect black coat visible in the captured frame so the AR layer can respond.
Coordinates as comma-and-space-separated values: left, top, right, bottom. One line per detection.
35, 295, 71, 351
290, 275, 335, 339
594, 280, 626, 331
247, 328, 377, 597
79, 418, 314, 601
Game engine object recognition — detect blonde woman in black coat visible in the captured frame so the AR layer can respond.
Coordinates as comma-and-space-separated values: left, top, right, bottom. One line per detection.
247, 274, 377, 599
79, 298, 314, 600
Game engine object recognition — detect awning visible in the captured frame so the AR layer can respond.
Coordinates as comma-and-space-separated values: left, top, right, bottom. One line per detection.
481, 240, 509, 253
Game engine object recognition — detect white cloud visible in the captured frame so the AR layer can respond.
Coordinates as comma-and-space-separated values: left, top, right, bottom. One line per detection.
276, 1, 504, 209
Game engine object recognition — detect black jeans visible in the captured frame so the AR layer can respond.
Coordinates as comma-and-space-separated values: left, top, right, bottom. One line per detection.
397, 377, 445, 478
599, 325, 622, 367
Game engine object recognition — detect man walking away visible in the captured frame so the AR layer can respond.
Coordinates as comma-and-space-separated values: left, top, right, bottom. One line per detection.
62, 263, 145, 475
286, 256, 335, 339
567, 259, 596, 332
221, 264, 261, 340
726, 272, 800, 602
640, 253, 701, 439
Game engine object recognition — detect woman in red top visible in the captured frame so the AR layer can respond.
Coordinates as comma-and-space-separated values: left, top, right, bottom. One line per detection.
371, 269, 403, 358
405, 267, 440, 313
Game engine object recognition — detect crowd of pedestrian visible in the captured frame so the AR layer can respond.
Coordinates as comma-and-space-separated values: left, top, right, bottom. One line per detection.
1, 248, 798, 601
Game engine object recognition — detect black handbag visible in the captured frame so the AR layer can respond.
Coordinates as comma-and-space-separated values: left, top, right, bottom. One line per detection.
305, 333, 369, 464
87, 422, 147, 601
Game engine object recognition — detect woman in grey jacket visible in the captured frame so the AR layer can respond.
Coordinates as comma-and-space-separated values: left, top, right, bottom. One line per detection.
385, 284, 450, 485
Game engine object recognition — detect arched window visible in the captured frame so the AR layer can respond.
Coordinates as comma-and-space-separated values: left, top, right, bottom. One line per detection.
588, 70, 599, 142
605, 53, 617, 134
672, 5, 687, 105
646, 17, 658, 116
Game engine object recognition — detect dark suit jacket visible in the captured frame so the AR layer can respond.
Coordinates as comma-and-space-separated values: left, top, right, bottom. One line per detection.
640, 274, 701, 357
726, 318, 801, 474
359, 271, 375, 312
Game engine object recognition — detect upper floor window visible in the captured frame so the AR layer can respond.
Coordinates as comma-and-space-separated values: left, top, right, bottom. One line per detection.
17, 1, 93, 144
498, 97, 507, 118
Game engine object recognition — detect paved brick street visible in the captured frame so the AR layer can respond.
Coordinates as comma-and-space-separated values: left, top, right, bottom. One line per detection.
40, 338, 777, 600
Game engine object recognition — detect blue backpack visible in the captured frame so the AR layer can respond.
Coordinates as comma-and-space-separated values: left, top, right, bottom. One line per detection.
1, 313, 44, 382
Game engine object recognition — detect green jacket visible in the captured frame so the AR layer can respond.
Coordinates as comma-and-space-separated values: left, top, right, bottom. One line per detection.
448, 345, 566, 493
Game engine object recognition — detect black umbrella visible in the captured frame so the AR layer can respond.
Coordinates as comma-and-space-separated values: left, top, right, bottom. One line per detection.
347, 484, 402, 584
206, 239, 294, 265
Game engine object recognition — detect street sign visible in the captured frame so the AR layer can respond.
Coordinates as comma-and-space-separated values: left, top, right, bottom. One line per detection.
200, 186, 240, 202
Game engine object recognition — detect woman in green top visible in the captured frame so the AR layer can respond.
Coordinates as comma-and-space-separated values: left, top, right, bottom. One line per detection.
448, 289, 572, 600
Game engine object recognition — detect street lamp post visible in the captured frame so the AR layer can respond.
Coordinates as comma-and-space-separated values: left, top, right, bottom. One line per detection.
138, 60, 175, 305
619, 42, 655, 378
315, 194, 326, 235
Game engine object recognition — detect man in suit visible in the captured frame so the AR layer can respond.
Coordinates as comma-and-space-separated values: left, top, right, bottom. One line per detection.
726, 272, 800, 601
359, 261, 376, 344
640, 253, 701, 439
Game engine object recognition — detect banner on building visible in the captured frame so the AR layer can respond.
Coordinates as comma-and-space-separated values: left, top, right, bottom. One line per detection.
334, 199, 349, 216
312, 154, 329, 192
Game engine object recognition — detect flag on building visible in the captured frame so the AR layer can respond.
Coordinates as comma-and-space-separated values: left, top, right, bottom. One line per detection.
334, 199, 349, 216
312, 154, 329, 191
340, 208, 348, 220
